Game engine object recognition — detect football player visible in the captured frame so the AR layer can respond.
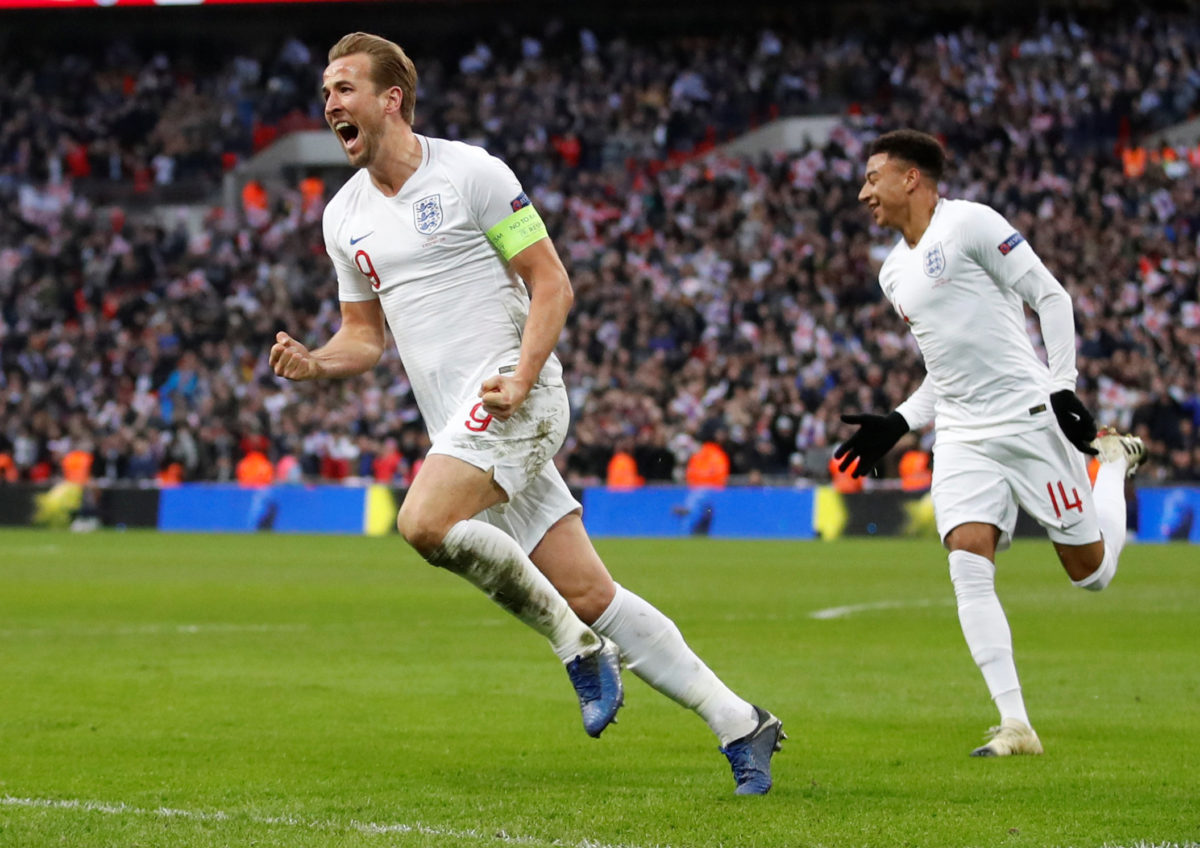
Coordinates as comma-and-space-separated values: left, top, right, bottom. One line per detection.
841, 129, 1145, 756
270, 32, 783, 793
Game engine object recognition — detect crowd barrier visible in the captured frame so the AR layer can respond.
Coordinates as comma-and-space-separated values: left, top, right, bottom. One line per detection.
1135, 487, 1200, 542
0, 483, 1193, 543
580, 487, 816, 539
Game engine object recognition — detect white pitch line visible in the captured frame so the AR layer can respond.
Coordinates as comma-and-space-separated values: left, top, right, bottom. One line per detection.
0, 623, 309, 638
2, 544, 63, 555
809, 598, 952, 620
0, 795, 674, 848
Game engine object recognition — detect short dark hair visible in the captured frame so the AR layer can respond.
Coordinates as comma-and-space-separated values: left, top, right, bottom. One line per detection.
329, 32, 418, 124
868, 130, 946, 182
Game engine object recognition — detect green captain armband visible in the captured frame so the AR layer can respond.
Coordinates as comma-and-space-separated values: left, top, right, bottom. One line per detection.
486, 205, 548, 260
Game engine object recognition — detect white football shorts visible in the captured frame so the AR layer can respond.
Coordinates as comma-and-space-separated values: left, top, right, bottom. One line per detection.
427, 381, 581, 553
931, 423, 1100, 550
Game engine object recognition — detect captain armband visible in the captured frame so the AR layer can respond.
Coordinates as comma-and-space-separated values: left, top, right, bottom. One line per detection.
485, 205, 548, 261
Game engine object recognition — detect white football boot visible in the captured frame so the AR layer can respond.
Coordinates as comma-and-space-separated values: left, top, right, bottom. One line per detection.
1092, 428, 1147, 478
970, 717, 1044, 757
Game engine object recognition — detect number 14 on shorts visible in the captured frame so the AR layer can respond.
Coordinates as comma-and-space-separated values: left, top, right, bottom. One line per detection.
1046, 480, 1083, 518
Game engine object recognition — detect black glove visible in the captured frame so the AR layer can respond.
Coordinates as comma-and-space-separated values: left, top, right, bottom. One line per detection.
1050, 389, 1099, 455
834, 411, 910, 478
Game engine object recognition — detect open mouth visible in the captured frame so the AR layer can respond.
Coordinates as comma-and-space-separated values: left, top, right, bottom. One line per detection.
334, 121, 360, 148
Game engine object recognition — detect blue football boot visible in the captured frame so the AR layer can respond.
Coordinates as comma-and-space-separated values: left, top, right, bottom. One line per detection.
564, 637, 624, 738
720, 705, 785, 795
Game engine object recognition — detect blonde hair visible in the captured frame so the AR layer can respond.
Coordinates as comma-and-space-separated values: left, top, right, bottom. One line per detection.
328, 32, 418, 124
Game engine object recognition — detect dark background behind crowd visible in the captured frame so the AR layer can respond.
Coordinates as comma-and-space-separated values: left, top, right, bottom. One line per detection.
1, 0, 1198, 490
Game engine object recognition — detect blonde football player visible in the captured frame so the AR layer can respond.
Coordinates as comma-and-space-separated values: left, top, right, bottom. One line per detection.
839, 129, 1145, 756
269, 32, 782, 793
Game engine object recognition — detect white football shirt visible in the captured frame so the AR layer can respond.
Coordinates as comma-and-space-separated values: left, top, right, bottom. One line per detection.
880, 198, 1056, 442
323, 135, 563, 436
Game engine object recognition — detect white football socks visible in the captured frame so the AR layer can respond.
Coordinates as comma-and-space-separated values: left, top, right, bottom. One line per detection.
591, 583, 758, 746
948, 550, 1030, 727
1073, 461, 1128, 591
429, 519, 599, 662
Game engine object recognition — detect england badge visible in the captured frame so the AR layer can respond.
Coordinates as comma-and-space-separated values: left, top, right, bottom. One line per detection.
922, 242, 945, 278
414, 194, 444, 235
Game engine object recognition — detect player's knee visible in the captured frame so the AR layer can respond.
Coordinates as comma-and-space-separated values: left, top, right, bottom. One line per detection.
945, 530, 995, 559
564, 580, 616, 625
396, 504, 449, 559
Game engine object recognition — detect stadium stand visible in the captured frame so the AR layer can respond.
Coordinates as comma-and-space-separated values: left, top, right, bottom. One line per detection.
1, 1, 1197, 489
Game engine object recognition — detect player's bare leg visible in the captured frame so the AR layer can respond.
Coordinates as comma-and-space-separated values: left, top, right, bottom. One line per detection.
945, 522, 1041, 756
531, 513, 783, 793
398, 455, 621, 736
527, 512, 616, 623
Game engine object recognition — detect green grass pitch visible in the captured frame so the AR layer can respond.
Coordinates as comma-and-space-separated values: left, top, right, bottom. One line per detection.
0, 529, 1196, 847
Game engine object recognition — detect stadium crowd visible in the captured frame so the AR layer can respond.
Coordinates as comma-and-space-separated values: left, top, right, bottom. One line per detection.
1, 7, 1198, 489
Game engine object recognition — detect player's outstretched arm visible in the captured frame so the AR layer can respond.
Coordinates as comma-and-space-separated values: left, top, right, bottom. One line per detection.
479, 238, 573, 419
270, 299, 386, 381
834, 411, 910, 478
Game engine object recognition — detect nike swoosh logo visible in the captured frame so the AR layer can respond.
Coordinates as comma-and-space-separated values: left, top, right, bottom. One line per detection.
349, 231, 374, 245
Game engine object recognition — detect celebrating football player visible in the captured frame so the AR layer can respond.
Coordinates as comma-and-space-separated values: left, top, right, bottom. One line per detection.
840, 129, 1145, 756
269, 32, 783, 793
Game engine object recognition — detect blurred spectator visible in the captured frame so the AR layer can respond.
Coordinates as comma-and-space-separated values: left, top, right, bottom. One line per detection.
61, 443, 94, 485
373, 437, 406, 485
606, 438, 643, 489
276, 452, 302, 484
125, 437, 159, 482
686, 439, 731, 488
0, 451, 17, 483
829, 454, 863, 494
236, 448, 274, 486
897, 438, 932, 493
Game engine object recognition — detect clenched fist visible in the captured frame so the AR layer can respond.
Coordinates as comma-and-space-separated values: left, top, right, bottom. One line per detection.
478, 374, 531, 420
269, 331, 323, 381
